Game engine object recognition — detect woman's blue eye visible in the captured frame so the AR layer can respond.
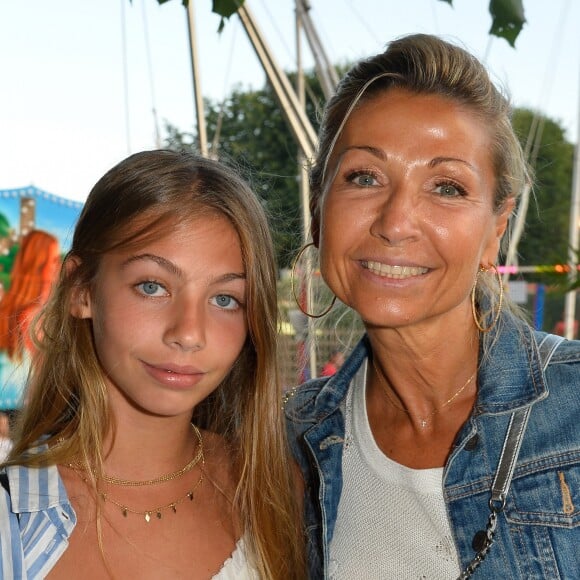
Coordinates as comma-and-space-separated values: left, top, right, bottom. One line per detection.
349, 172, 377, 187
435, 182, 466, 197
137, 281, 166, 296
212, 294, 239, 310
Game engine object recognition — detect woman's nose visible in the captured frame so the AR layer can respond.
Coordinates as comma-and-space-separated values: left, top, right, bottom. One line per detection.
370, 187, 421, 246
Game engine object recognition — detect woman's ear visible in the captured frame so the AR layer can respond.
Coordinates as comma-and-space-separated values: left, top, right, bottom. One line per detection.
65, 256, 92, 319
495, 197, 516, 239
481, 197, 516, 266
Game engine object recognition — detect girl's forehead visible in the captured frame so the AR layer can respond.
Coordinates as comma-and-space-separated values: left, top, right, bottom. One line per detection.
113, 209, 229, 250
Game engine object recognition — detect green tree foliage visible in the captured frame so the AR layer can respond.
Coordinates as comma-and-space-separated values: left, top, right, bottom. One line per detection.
511, 109, 574, 272
440, 0, 526, 46
164, 72, 326, 268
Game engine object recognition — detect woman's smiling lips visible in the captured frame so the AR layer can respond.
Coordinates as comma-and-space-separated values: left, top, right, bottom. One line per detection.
362, 260, 429, 279
142, 361, 206, 388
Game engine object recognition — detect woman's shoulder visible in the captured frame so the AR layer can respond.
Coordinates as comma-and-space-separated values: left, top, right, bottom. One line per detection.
544, 335, 580, 365
282, 377, 332, 421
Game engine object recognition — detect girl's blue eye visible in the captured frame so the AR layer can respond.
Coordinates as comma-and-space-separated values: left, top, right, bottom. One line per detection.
137, 281, 166, 296
212, 294, 240, 310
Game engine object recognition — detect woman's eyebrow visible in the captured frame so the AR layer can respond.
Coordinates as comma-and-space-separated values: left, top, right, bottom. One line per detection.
339, 145, 387, 161
429, 156, 476, 171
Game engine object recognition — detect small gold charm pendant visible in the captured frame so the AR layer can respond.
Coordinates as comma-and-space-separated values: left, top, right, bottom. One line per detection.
145, 512, 151, 523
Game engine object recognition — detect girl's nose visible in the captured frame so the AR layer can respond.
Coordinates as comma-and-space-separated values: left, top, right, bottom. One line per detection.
163, 297, 206, 352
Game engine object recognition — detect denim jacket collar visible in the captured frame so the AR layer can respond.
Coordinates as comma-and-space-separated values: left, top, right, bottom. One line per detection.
311, 313, 547, 419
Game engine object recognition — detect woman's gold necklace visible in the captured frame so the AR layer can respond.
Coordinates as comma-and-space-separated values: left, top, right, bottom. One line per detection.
69, 424, 205, 523
372, 358, 476, 428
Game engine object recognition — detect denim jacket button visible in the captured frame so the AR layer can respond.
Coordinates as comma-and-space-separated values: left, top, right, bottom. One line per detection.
464, 433, 479, 451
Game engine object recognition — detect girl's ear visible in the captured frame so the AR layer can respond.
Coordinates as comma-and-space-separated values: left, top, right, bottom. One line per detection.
66, 257, 92, 319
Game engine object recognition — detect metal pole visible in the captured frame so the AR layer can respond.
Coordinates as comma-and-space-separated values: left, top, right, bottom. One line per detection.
295, 1, 317, 380
296, 0, 338, 100
564, 81, 580, 338
236, 3, 317, 160
185, 1, 208, 156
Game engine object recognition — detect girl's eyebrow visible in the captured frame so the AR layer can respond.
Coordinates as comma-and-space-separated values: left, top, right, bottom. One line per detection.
122, 253, 182, 277
121, 254, 246, 284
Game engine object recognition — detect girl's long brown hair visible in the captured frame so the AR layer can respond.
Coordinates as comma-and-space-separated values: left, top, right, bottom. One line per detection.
5, 150, 305, 579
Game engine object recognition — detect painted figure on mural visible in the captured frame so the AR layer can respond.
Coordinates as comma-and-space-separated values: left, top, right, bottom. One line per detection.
0, 229, 61, 409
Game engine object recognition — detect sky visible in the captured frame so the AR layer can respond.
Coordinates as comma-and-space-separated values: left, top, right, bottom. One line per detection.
1, 0, 579, 203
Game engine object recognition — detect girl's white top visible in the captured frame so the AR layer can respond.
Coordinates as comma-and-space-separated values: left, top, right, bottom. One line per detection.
213, 538, 260, 579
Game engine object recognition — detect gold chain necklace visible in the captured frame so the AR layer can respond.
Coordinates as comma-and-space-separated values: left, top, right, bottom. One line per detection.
99, 456, 205, 523
102, 424, 204, 486
68, 424, 204, 487
372, 357, 476, 428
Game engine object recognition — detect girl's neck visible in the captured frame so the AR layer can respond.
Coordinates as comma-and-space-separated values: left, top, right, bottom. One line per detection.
100, 416, 197, 482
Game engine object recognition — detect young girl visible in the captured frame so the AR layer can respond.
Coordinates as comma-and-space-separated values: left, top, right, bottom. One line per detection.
0, 150, 305, 579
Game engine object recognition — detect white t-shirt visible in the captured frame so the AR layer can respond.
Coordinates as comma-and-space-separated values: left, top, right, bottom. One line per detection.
329, 361, 461, 579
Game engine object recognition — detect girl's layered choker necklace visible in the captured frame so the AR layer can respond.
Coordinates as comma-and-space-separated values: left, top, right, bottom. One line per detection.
69, 424, 205, 523
372, 358, 476, 428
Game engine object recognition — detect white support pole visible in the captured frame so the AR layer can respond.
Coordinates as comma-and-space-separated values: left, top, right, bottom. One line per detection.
185, 1, 208, 157
295, 1, 317, 380
563, 63, 580, 339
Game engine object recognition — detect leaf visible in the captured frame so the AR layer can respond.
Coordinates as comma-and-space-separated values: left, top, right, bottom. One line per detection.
488, 0, 526, 47
212, 0, 244, 19
212, 0, 245, 32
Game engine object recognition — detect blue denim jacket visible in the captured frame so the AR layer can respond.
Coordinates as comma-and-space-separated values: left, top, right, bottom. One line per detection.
285, 316, 580, 579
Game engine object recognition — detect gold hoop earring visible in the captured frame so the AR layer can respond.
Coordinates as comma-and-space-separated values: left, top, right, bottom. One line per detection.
471, 264, 504, 333
291, 242, 337, 319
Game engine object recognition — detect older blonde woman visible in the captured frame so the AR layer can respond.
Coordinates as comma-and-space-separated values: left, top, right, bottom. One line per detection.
286, 34, 580, 580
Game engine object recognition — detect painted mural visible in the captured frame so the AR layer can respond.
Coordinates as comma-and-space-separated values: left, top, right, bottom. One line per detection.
0, 187, 83, 410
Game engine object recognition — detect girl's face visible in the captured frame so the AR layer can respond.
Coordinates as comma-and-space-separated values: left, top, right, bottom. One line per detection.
319, 88, 512, 332
72, 213, 248, 422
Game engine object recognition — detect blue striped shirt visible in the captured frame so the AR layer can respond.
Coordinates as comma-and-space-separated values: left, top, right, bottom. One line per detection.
0, 462, 76, 579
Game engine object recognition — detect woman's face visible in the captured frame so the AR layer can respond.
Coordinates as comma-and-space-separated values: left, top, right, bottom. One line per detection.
318, 88, 512, 331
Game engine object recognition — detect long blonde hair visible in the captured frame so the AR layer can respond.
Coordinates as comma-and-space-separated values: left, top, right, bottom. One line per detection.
5, 150, 305, 579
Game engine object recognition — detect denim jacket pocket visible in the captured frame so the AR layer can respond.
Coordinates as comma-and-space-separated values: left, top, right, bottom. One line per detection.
502, 462, 579, 578
506, 464, 579, 527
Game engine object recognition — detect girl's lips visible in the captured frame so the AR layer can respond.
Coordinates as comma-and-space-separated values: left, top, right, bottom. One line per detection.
362, 260, 429, 279
142, 362, 205, 389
